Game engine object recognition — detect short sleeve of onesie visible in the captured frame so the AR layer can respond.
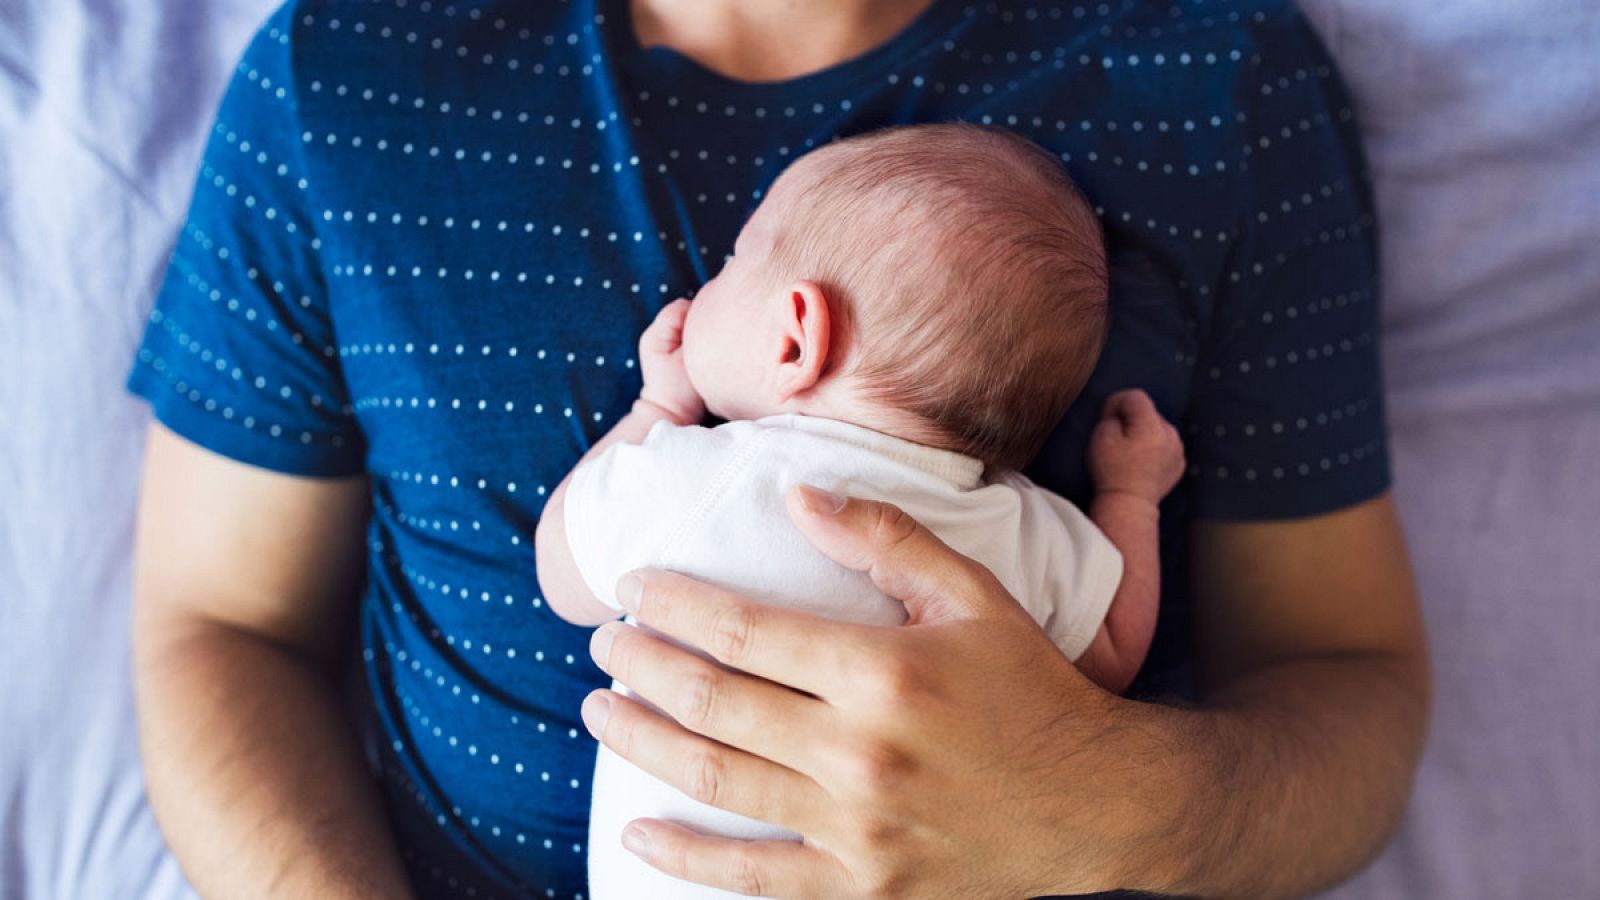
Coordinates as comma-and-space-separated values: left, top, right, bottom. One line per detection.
1032, 492, 1125, 662
1184, 7, 1391, 520
564, 420, 743, 611
125, 6, 365, 477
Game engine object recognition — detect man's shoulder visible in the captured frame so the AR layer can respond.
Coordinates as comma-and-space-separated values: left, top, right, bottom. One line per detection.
946, 0, 1337, 255
971, 0, 1309, 59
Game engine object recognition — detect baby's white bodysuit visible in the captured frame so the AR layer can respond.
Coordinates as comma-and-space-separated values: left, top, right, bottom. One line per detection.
564, 413, 1123, 900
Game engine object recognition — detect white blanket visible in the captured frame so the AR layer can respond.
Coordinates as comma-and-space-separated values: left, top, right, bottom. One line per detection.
1, 1, 1596, 897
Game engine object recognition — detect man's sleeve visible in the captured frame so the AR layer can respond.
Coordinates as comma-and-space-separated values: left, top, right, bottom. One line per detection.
1184, 5, 1391, 520
126, 4, 365, 477
564, 421, 744, 612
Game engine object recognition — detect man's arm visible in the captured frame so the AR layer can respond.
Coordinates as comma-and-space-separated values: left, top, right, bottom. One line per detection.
131, 424, 413, 899
1145, 491, 1431, 897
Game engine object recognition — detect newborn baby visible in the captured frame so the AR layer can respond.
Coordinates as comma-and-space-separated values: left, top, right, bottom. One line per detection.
534, 122, 1185, 899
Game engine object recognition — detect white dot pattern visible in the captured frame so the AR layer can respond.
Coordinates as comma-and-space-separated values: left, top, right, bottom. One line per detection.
126, 0, 1391, 894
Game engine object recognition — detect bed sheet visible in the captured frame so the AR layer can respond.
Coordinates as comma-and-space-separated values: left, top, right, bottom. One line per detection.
1, 1, 1596, 898
1297, 2, 1600, 896
0, 1, 273, 897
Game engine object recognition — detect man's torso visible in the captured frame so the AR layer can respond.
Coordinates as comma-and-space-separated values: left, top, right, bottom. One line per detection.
130, 0, 1385, 893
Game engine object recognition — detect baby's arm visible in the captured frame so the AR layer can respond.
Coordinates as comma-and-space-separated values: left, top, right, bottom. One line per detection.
1074, 389, 1186, 694
534, 299, 704, 627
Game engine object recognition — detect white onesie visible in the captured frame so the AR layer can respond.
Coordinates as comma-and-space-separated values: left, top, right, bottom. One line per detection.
564, 413, 1123, 900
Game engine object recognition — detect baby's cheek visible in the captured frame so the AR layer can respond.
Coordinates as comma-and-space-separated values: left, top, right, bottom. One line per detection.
681, 332, 717, 400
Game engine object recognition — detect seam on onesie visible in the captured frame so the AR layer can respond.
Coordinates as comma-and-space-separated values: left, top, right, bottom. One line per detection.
654, 427, 780, 570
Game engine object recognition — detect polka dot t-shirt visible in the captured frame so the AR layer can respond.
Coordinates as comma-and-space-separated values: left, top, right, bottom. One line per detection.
126, 0, 1391, 896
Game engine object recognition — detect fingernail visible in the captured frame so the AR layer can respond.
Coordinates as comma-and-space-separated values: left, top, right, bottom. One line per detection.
590, 624, 615, 668
617, 573, 643, 614
797, 483, 846, 515
581, 692, 611, 738
622, 824, 651, 858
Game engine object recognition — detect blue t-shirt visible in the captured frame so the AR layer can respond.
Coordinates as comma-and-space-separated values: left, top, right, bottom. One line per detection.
127, 0, 1390, 896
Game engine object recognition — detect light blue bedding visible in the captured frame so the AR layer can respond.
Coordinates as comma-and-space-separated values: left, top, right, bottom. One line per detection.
0, 2, 274, 897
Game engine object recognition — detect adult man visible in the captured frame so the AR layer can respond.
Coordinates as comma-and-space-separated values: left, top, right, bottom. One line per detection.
130, 0, 1427, 895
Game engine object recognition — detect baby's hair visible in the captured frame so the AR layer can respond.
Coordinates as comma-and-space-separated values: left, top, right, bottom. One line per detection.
766, 122, 1109, 471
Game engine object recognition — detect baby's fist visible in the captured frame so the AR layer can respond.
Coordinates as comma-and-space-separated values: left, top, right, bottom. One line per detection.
1087, 389, 1186, 505
638, 298, 705, 425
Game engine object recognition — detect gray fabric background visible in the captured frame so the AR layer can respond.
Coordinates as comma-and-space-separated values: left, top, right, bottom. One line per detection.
1302, 3, 1600, 897
1, 1, 1595, 896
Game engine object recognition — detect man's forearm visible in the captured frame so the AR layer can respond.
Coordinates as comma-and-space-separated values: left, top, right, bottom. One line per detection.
136, 616, 414, 899
1089, 651, 1429, 898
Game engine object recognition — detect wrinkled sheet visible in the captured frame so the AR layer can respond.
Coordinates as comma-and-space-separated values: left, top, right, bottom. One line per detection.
0, 1, 273, 897
0, 1, 1596, 898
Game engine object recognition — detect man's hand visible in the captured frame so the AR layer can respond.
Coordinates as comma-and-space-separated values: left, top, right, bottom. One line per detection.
638, 298, 705, 425
132, 425, 414, 899
579, 483, 1428, 899
579, 484, 1188, 898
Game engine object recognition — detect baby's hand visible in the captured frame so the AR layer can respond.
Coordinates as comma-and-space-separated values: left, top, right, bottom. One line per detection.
638, 298, 705, 424
1087, 389, 1186, 506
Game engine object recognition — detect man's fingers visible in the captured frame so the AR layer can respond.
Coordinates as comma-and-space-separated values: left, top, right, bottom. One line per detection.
615, 569, 869, 698
784, 484, 1001, 625
590, 619, 837, 773
621, 818, 850, 899
581, 687, 830, 835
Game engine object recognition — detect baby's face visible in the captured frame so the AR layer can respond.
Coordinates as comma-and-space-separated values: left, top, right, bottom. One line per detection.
681, 177, 794, 420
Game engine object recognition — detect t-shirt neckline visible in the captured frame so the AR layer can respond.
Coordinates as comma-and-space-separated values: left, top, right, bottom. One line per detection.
600, 0, 967, 101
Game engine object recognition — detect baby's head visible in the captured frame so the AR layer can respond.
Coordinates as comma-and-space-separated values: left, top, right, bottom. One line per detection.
682, 122, 1108, 471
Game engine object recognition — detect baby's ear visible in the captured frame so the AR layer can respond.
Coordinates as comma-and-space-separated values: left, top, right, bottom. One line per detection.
774, 279, 833, 401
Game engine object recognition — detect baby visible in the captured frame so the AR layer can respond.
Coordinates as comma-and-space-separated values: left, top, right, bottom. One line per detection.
534, 122, 1185, 899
